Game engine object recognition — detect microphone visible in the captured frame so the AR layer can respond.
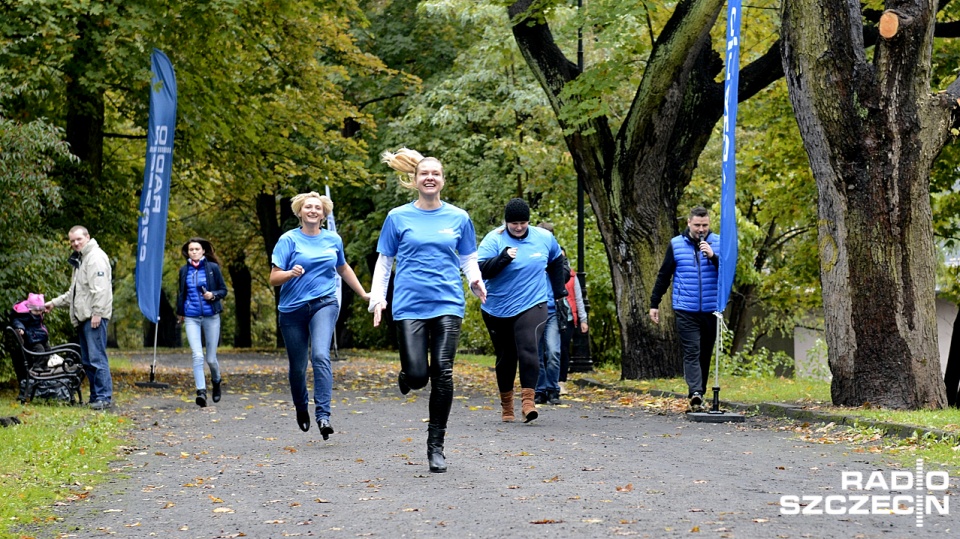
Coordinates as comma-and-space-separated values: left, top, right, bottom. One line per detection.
697, 232, 705, 258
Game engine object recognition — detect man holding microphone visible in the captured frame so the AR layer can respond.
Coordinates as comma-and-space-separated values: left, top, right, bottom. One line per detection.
648, 206, 720, 411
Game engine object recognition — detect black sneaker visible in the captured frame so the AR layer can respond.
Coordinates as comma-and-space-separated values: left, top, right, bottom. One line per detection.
547, 393, 561, 405
690, 392, 703, 409
534, 393, 547, 405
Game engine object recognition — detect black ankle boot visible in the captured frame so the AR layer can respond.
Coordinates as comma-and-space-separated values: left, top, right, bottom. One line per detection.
427, 425, 446, 473
196, 389, 207, 408
296, 407, 310, 432
398, 372, 410, 395
212, 379, 222, 403
318, 418, 334, 440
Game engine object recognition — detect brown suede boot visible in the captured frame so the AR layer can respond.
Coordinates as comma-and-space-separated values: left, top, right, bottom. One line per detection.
500, 391, 515, 422
521, 388, 538, 423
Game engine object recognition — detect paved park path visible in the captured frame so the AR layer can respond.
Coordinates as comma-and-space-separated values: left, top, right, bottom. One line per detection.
38, 352, 958, 538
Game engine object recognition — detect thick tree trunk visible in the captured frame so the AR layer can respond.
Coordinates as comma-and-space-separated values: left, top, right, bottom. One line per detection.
510, 0, 728, 378
228, 253, 253, 348
58, 15, 106, 233
256, 192, 294, 348
782, 0, 952, 408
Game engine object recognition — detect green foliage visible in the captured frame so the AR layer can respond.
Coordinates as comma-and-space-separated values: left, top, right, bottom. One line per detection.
0, 107, 78, 376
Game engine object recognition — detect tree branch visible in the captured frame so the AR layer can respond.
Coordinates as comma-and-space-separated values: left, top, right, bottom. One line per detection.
737, 39, 784, 103
104, 132, 145, 140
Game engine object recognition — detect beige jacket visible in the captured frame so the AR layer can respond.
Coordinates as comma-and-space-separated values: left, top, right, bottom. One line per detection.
51, 238, 113, 327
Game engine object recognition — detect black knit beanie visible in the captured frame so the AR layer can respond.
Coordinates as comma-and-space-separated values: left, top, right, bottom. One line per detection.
503, 198, 530, 223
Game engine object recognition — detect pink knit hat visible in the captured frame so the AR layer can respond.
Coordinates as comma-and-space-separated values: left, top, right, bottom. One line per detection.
25, 293, 44, 311
14, 293, 44, 313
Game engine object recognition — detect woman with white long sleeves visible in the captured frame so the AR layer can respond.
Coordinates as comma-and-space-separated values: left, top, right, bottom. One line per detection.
369, 148, 486, 473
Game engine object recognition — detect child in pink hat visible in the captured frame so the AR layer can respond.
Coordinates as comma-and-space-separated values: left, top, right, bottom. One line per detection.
11, 293, 51, 361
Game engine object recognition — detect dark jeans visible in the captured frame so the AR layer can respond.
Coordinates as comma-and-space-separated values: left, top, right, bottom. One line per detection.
674, 310, 717, 397
278, 295, 339, 420
481, 303, 547, 392
396, 316, 462, 430
79, 318, 113, 404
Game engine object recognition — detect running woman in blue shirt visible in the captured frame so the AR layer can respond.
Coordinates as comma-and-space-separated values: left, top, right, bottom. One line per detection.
370, 148, 486, 473
478, 198, 568, 424
270, 192, 370, 439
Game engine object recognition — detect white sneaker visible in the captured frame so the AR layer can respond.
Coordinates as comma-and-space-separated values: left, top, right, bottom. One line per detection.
558, 381, 568, 395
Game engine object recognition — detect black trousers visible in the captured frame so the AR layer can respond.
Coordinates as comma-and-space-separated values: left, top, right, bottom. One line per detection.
481, 303, 548, 392
396, 316, 461, 429
674, 310, 717, 397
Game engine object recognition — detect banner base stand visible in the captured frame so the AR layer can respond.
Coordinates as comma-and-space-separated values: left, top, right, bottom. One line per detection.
686, 410, 745, 423
135, 365, 170, 389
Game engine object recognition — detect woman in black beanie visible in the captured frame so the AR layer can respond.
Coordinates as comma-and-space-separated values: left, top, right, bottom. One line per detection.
477, 198, 568, 423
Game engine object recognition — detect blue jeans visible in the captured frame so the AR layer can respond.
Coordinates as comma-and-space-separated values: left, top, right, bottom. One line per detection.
278, 296, 339, 420
79, 318, 113, 403
184, 315, 222, 390
536, 311, 561, 396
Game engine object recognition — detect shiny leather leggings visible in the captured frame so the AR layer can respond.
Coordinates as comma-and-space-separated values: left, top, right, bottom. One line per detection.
481, 303, 547, 393
396, 315, 462, 429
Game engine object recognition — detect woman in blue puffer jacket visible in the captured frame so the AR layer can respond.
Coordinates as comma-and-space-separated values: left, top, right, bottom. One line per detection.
176, 237, 228, 408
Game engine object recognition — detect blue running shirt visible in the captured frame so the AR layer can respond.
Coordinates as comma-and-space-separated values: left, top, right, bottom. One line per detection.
478, 225, 562, 318
377, 202, 478, 320
272, 228, 347, 313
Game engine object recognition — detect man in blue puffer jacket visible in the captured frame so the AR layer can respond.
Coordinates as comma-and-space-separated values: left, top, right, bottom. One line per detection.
648, 206, 720, 410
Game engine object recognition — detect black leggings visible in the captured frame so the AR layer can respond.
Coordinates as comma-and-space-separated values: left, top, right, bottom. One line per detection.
482, 303, 547, 393
396, 315, 462, 429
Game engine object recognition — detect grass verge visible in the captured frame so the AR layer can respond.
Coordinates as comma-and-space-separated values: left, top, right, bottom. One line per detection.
0, 396, 130, 539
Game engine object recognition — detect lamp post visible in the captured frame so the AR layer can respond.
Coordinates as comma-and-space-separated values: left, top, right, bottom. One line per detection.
569, 0, 593, 373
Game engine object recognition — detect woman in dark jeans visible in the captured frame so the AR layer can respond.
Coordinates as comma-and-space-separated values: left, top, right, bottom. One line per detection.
270, 191, 369, 438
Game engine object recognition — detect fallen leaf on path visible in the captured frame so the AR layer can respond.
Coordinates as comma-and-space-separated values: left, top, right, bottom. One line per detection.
209, 495, 224, 503
531, 519, 561, 524
162, 502, 175, 509
213, 507, 235, 513
616, 483, 633, 492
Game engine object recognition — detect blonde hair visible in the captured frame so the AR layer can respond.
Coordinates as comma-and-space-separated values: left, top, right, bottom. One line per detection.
380, 147, 443, 190
290, 192, 333, 224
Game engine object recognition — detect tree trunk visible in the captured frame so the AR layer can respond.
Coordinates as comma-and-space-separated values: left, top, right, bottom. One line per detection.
782, 0, 953, 408
58, 15, 106, 233
256, 192, 293, 348
508, 0, 785, 377
228, 253, 253, 348
142, 289, 181, 348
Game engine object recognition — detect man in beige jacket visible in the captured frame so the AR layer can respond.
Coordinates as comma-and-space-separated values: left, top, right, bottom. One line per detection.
45, 226, 114, 409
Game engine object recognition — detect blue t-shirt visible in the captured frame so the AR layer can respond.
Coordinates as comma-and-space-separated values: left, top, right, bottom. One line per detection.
271, 228, 347, 313
478, 225, 562, 318
377, 201, 477, 320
